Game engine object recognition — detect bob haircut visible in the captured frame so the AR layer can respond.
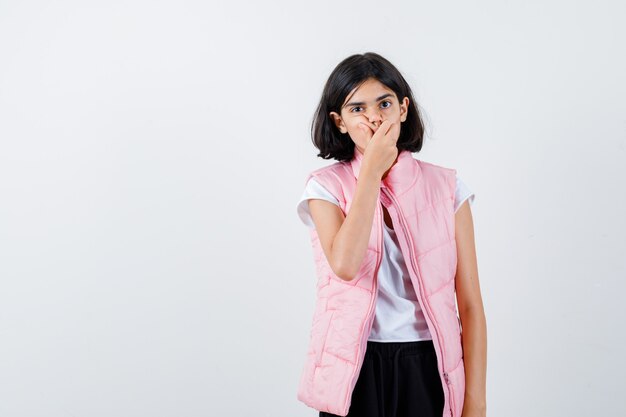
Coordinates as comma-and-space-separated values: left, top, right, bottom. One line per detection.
311, 52, 425, 162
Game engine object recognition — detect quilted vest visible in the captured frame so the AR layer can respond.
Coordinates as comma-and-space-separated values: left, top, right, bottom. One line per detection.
297, 149, 465, 417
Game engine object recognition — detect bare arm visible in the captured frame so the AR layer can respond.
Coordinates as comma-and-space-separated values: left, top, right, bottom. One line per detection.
308, 119, 400, 281
454, 200, 487, 417
308, 167, 381, 281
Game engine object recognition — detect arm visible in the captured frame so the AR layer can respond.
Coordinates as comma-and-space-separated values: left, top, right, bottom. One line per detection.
454, 199, 487, 417
308, 168, 381, 281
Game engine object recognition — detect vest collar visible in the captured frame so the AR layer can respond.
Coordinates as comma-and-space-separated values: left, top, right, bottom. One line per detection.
349, 148, 420, 195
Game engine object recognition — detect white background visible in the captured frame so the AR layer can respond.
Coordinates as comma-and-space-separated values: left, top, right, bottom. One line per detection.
1, 1, 624, 416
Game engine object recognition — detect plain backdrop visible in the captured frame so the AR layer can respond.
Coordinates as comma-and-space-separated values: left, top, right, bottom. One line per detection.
0, 1, 624, 416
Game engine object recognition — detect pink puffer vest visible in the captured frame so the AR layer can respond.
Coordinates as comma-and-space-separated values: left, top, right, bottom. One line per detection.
297, 149, 465, 417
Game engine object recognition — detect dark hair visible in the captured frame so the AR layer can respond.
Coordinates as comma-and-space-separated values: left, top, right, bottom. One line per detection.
311, 52, 425, 161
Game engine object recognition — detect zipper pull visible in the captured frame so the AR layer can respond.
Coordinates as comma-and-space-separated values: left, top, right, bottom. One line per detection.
444, 373, 453, 415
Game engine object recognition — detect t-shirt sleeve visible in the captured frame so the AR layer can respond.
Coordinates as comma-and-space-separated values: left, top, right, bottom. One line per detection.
454, 174, 475, 213
296, 177, 340, 228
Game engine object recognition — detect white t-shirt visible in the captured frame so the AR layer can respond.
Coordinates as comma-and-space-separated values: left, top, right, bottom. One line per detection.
297, 174, 475, 342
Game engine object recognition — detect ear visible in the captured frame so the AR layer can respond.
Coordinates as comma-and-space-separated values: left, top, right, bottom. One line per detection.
329, 111, 348, 134
399, 97, 410, 122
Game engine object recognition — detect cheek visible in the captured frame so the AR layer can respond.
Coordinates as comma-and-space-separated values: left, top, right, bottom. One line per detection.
347, 121, 364, 134
345, 123, 366, 142
385, 109, 401, 120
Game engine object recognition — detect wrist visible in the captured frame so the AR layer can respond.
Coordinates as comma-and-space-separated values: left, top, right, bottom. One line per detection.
359, 163, 383, 182
464, 393, 486, 412
358, 171, 382, 187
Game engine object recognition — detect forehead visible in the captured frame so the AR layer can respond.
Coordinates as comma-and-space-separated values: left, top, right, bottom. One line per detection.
343, 78, 395, 104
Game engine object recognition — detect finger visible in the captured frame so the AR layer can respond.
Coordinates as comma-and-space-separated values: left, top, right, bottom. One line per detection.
379, 119, 393, 136
359, 122, 374, 142
360, 123, 376, 145
361, 120, 385, 133
376, 120, 391, 140
360, 120, 378, 132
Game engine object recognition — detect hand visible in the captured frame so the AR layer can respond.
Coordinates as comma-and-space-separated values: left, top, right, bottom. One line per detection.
358, 119, 400, 179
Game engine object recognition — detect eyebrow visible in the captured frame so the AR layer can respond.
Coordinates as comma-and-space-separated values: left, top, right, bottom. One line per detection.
343, 93, 394, 108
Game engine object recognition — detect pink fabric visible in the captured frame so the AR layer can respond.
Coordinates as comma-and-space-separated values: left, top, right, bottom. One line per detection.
297, 149, 465, 417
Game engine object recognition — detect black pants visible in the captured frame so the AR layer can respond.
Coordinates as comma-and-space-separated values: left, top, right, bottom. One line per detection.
320, 340, 445, 417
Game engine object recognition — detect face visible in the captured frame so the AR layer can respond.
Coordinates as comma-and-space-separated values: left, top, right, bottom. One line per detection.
329, 77, 409, 155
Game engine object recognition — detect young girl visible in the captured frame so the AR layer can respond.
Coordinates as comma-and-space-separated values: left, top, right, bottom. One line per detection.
296, 52, 487, 417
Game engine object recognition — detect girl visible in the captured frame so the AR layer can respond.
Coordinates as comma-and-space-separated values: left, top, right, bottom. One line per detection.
297, 52, 487, 417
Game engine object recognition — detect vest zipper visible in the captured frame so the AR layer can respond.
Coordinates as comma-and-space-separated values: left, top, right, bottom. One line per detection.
380, 187, 453, 416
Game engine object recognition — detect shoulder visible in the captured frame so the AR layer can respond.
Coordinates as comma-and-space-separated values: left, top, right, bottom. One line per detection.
302, 176, 334, 199
303, 160, 352, 202
297, 176, 341, 228
307, 160, 349, 181
414, 158, 457, 197
415, 158, 457, 178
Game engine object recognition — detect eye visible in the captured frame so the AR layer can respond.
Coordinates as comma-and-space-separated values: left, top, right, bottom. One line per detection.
381, 100, 392, 109
350, 106, 363, 113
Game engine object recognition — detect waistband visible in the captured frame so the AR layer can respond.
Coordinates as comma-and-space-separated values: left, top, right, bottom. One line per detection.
364, 339, 435, 359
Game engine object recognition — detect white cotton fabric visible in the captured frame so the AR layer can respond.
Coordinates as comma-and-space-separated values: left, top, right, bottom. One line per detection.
296, 175, 475, 342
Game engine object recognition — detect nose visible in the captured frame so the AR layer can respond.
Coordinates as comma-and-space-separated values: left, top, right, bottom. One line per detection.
367, 110, 383, 128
